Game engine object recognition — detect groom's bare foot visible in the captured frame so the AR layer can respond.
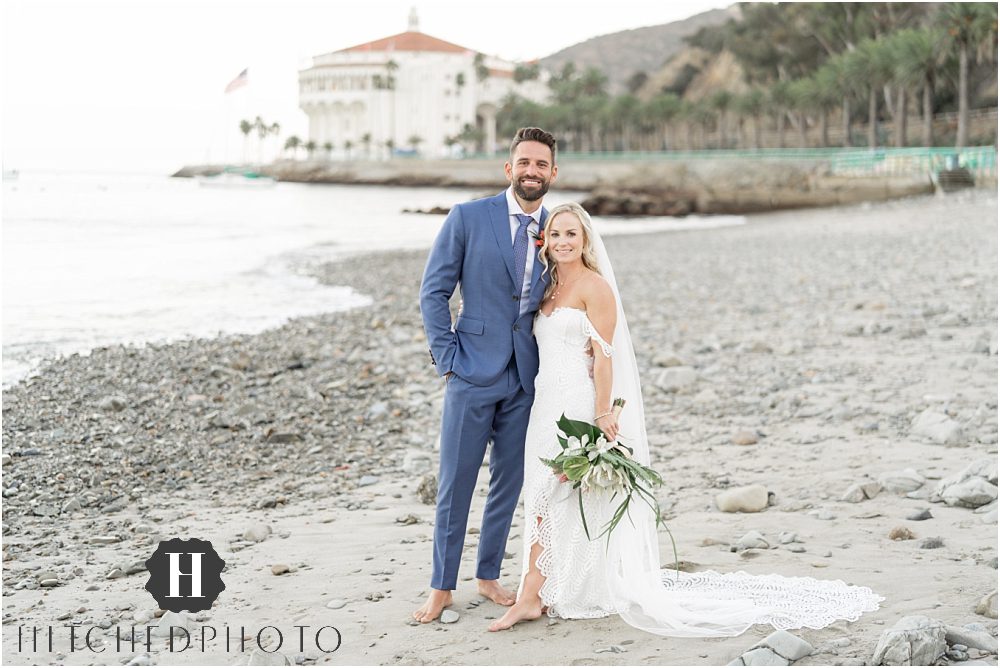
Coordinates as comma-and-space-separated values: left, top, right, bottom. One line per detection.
413, 589, 453, 624
477, 579, 515, 606
488, 597, 544, 631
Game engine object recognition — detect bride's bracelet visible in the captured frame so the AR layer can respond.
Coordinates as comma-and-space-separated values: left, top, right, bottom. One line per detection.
594, 410, 613, 421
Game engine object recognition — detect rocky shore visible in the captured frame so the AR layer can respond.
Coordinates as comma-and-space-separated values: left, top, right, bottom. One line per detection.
2, 191, 997, 666
174, 157, 943, 215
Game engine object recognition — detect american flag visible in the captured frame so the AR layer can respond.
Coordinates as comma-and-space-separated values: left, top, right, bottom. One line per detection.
224, 69, 248, 94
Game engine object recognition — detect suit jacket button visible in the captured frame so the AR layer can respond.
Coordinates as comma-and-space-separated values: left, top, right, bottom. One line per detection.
513, 324, 520, 332
512, 295, 519, 300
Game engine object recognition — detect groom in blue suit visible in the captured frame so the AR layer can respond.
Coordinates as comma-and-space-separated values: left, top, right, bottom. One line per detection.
414, 128, 558, 622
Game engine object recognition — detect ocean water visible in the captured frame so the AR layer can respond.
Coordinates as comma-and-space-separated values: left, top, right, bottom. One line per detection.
2, 171, 744, 387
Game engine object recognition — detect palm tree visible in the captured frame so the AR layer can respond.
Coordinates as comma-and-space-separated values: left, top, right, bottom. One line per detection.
455, 72, 466, 137
385, 59, 399, 90
578, 68, 609, 97
513, 62, 540, 83
682, 100, 714, 150
253, 116, 269, 165
939, 3, 998, 148
572, 94, 607, 152
269, 122, 281, 163
816, 54, 858, 147
708, 91, 733, 148
846, 39, 895, 148
645, 93, 683, 151
239, 119, 253, 164
473, 53, 489, 82
768, 81, 794, 148
323, 141, 333, 161
305, 140, 317, 160
457, 123, 484, 154
407, 135, 423, 154
361, 132, 373, 159
890, 28, 943, 146
284, 135, 301, 160
735, 88, 766, 149
787, 78, 818, 147
342, 140, 353, 160
609, 94, 641, 151
386, 59, 399, 150
384, 138, 396, 158
810, 66, 843, 147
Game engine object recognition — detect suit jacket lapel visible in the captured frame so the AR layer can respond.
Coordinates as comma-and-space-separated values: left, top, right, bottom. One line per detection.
490, 193, 518, 287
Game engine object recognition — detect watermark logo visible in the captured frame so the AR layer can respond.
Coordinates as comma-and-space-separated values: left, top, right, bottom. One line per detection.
144, 538, 226, 613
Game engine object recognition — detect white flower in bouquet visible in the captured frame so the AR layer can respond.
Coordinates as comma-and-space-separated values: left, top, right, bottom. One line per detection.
580, 461, 615, 491
611, 467, 630, 494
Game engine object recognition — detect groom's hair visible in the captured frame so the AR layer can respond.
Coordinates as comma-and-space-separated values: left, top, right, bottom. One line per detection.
510, 127, 556, 163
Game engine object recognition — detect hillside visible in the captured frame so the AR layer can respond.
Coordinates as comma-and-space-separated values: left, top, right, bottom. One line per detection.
538, 5, 740, 94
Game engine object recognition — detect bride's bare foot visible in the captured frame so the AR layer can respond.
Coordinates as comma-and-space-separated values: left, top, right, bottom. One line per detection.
413, 589, 453, 624
476, 579, 515, 606
487, 596, 544, 631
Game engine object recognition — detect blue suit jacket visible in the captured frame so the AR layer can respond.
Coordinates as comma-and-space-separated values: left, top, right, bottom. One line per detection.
420, 191, 550, 393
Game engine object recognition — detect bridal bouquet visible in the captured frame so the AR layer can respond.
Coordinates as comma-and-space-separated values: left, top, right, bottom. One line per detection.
540, 400, 679, 568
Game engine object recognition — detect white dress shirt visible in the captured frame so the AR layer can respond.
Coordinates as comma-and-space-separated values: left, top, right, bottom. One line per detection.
505, 186, 541, 314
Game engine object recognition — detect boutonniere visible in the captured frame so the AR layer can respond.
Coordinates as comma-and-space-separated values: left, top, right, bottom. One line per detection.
530, 229, 545, 248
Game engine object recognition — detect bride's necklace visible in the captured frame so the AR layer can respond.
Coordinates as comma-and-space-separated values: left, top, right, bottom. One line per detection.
548, 270, 584, 302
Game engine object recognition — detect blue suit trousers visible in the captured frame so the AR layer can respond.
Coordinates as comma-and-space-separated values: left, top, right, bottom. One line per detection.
431, 356, 533, 590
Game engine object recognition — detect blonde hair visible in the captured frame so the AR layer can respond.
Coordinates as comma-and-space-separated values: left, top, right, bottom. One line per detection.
539, 202, 601, 302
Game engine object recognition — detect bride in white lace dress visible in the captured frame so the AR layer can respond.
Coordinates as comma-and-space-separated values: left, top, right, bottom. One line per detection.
488, 202, 884, 636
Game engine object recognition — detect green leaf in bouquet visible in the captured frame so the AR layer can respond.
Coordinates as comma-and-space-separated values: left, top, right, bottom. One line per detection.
561, 455, 591, 482
557, 414, 600, 441
539, 457, 562, 471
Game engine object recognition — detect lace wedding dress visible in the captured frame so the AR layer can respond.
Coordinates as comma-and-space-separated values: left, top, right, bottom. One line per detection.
517, 305, 884, 637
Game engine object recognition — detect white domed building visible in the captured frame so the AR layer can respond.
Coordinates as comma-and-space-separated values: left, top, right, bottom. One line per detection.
298, 11, 547, 158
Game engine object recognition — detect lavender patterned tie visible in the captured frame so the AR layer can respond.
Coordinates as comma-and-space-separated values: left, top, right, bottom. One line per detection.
512, 214, 533, 312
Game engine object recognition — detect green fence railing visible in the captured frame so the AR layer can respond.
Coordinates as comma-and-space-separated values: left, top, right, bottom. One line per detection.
467, 146, 998, 178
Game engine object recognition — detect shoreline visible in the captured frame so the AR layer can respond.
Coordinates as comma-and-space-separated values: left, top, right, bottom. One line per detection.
2, 191, 997, 666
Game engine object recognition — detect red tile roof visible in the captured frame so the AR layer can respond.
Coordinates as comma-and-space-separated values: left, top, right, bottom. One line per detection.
339, 31, 472, 54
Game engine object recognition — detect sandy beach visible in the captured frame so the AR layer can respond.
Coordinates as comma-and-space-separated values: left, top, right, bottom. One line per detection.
2, 190, 997, 666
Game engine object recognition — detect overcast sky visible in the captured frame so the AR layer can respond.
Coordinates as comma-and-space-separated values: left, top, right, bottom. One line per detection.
2, 0, 732, 173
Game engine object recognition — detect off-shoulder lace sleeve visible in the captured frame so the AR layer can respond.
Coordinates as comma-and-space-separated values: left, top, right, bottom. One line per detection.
582, 317, 614, 358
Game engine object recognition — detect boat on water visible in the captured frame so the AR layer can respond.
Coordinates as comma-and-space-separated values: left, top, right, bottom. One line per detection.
196, 167, 276, 188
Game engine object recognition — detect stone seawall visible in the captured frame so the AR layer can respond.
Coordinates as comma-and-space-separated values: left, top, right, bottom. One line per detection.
173, 157, 942, 215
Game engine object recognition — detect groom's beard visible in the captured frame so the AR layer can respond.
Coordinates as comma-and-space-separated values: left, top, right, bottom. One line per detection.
513, 177, 550, 201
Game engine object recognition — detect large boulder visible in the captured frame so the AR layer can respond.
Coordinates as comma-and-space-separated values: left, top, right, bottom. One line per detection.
933, 458, 999, 508
877, 469, 926, 494
937, 478, 998, 509
871, 615, 946, 666
751, 629, 815, 662
944, 624, 998, 653
910, 409, 964, 445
